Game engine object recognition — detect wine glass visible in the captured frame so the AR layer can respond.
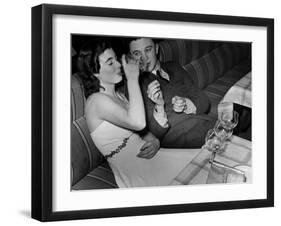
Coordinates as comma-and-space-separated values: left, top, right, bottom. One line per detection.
202, 129, 226, 162
215, 110, 239, 140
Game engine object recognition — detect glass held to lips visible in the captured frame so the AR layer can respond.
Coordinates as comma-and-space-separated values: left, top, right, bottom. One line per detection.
123, 54, 149, 72
138, 59, 149, 72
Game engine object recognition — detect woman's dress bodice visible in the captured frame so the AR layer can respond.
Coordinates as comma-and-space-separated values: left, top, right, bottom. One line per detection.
91, 120, 145, 159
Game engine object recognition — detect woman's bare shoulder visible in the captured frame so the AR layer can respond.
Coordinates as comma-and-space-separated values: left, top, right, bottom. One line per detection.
85, 92, 115, 112
86, 92, 109, 104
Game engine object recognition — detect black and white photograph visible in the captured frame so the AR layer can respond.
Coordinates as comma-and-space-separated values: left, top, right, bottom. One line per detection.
71, 35, 252, 190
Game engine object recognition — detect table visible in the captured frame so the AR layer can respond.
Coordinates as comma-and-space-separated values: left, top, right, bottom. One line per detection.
172, 135, 252, 185
222, 72, 252, 108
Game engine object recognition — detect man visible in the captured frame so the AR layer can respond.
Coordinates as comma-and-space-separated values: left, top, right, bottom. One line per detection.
127, 37, 216, 148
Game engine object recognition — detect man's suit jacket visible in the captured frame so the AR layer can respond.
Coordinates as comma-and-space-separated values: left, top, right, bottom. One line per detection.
139, 62, 215, 148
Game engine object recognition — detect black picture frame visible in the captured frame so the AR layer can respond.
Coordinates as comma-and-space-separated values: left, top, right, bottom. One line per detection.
32, 3, 274, 222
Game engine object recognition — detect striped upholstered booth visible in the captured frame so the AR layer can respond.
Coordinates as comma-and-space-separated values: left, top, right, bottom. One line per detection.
181, 42, 251, 118
159, 40, 251, 118
159, 39, 221, 66
71, 39, 251, 190
71, 74, 118, 189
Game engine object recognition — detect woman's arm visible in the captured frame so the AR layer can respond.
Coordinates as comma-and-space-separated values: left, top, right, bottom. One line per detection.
86, 93, 145, 131
121, 54, 146, 129
86, 55, 146, 131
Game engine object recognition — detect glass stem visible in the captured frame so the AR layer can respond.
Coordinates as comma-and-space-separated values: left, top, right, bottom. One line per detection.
210, 151, 216, 163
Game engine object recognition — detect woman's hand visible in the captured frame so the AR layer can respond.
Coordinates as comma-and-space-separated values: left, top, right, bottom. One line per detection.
121, 54, 140, 81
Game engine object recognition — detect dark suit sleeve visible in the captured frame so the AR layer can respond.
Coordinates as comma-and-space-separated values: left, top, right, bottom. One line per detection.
185, 84, 210, 114
147, 108, 170, 140
176, 65, 210, 114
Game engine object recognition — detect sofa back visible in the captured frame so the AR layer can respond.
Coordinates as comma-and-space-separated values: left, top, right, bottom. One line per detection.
159, 39, 221, 66
182, 42, 250, 89
71, 74, 85, 121
71, 116, 105, 185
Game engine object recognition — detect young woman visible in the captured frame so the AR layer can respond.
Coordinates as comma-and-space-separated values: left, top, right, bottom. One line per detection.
79, 39, 200, 188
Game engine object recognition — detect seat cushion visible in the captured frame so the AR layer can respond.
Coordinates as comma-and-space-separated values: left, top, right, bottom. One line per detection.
72, 161, 118, 190
71, 116, 105, 186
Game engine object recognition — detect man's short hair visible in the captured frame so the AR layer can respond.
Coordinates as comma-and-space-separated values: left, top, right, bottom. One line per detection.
122, 37, 162, 53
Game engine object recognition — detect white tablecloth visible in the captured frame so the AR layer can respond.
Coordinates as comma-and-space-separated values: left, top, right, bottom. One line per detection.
222, 72, 252, 108
172, 135, 252, 185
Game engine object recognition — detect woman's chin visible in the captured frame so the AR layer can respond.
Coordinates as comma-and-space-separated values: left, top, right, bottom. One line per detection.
115, 76, 123, 84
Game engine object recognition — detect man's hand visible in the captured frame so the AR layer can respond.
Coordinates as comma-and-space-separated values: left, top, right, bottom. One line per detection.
172, 96, 187, 113
137, 132, 160, 159
147, 80, 165, 105
184, 98, 197, 114
172, 96, 197, 114
137, 140, 159, 159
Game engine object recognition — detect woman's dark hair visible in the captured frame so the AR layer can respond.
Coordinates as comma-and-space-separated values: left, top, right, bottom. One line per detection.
76, 39, 112, 98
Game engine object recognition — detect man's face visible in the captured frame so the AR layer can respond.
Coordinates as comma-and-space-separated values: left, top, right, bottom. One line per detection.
129, 38, 159, 72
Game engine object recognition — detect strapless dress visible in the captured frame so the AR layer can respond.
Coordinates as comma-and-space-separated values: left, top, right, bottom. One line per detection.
91, 120, 199, 188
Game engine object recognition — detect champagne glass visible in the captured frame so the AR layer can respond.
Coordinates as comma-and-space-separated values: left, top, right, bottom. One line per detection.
202, 129, 226, 162
215, 110, 239, 140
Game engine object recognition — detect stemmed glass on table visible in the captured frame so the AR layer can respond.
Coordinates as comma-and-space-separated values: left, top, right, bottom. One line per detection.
214, 110, 239, 141
202, 129, 226, 162
202, 103, 240, 171
201, 105, 248, 182
203, 107, 239, 160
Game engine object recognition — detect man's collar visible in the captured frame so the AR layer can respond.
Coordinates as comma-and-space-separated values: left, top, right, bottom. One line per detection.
152, 62, 170, 81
